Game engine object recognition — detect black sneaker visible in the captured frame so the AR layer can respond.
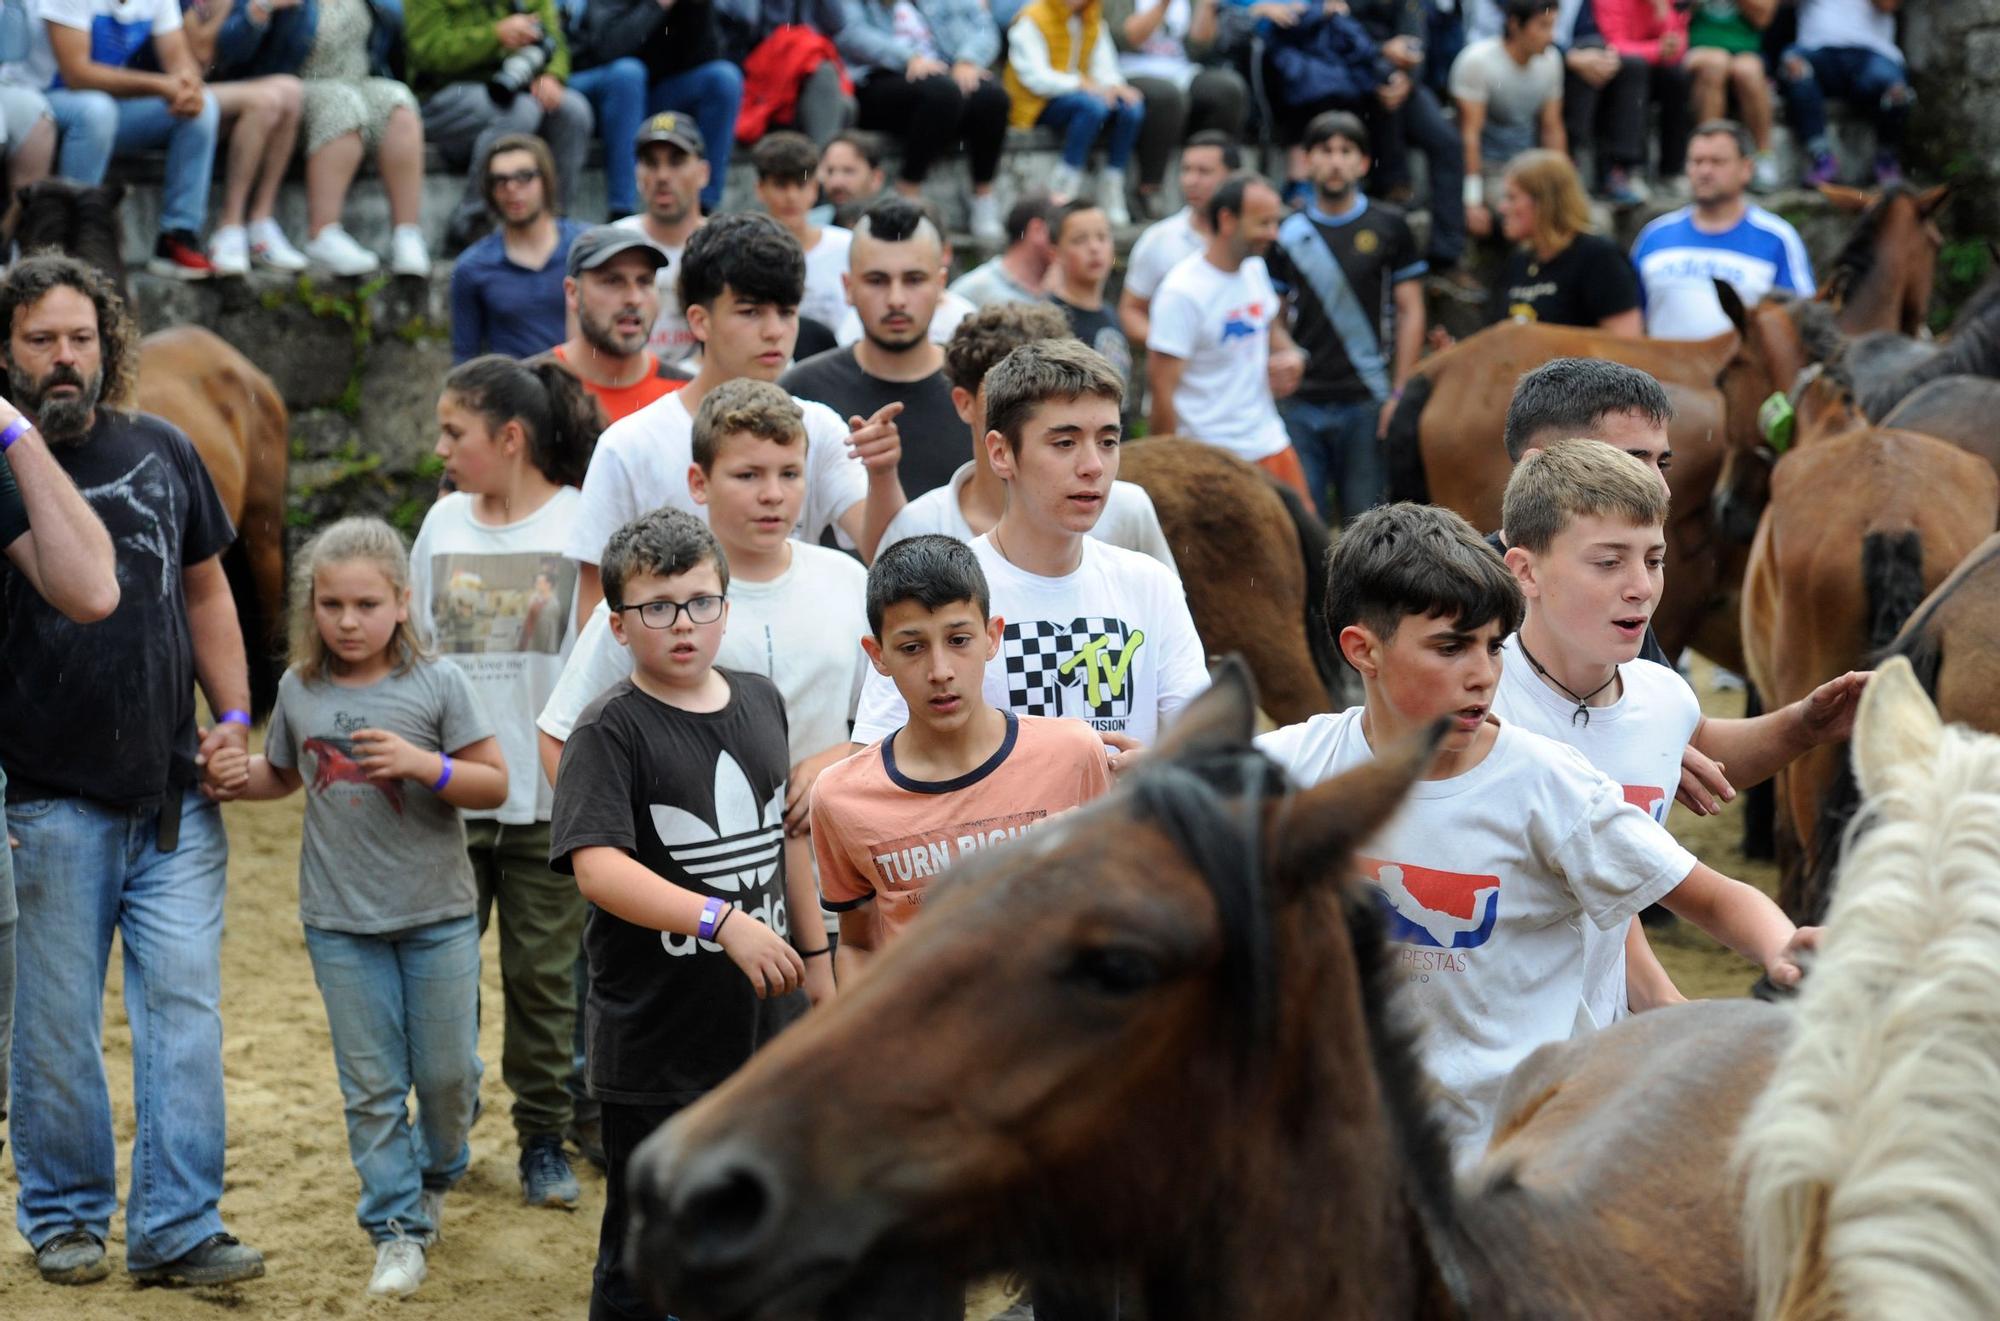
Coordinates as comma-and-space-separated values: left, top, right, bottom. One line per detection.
520, 1134, 581, 1209
131, 1232, 265, 1287
147, 230, 215, 281
35, 1229, 109, 1285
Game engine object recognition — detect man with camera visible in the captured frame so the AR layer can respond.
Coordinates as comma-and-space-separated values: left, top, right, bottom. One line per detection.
408, 0, 595, 252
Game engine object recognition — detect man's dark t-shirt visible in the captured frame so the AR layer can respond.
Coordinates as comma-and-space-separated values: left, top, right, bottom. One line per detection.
781, 346, 965, 500
550, 669, 806, 1105
0, 411, 233, 808
1050, 295, 1134, 391
1483, 528, 1670, 665
1264, 195, 1425, 406
0, 444, 29, 549
1493, 234, 1641, 329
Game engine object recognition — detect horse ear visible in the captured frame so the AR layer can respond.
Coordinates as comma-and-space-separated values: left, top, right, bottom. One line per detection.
1916, 183, 1951, 218
1850, 657, 1940, 800
1713, 278, 1750, 338
1268, 718, 1445, 892
1816, 183, 1873, 214
1153, 656, 1259, 761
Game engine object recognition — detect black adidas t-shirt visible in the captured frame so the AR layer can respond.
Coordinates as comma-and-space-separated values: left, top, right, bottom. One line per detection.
1264, 196, 1424, 406
550, 668, 806, 1105
1493, 233, 1641, 330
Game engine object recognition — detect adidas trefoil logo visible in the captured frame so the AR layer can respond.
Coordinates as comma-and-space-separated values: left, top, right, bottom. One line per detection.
651, 753, 786, 957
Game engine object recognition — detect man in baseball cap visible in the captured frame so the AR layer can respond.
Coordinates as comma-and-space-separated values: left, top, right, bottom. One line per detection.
550, 225, 686, 424
634, 112, 704, 159
608, 113, 712, 369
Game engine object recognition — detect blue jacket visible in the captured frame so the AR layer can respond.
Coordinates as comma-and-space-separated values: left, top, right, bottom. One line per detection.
834, 0, 1000, 75
1263, 9, 1386, 109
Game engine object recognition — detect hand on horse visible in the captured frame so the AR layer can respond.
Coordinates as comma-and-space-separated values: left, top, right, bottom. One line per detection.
1674, 744, 1734, 816
349, 727, 437, 784
847, 401, 904, 474
1764, 925, 1821, 990
716, 909, 806, 999
1797, 670, 1870, 747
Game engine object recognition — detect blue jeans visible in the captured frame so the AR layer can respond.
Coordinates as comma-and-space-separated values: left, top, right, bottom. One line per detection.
648, 60, 744, 212
1280, 395, 1385, 524
305, 915, 480, 1243
573, 58, 647, 216
1779, 44, 1910, 156
46, 89, 219, 234
6, 788, 228, 1270
210, 0, 317, 78
1037, 90, 1145, 172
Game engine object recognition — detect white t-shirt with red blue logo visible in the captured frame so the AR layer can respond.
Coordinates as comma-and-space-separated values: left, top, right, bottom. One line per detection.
1493, 636, 1703, 1030
1255, 706, 1694, 1167
1145, 252, 1290, 462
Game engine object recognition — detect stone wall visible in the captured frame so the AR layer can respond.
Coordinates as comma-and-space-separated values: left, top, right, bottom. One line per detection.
1905, 0, 2000, 237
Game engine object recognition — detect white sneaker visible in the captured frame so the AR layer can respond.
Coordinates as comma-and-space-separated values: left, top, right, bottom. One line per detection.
968, 191, 1004, 244
1099, 169, 1131, 227
390, 224, 432, 278
305, 224, 381, 277
1048, 163, 1083, 205
366, 1237, 426, 1298
418, 1186, 445, 1243
248, 218, 309, 272
1752, 150, 1784, 194
208, 225, 250, 278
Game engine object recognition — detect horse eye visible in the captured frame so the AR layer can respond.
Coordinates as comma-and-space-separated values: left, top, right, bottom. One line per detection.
1067, 945, 1165, 996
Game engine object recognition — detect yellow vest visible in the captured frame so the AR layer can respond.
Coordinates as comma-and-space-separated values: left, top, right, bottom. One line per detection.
1005, 0, 1103, 130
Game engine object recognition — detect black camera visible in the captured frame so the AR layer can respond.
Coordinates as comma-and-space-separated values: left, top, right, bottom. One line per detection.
489, 4, 554, 104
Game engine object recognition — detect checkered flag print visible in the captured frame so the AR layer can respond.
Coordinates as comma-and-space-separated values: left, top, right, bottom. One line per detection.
1001, 618, 1137, 719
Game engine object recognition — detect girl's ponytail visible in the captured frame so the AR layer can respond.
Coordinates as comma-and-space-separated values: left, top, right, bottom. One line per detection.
442, 354, 604, 490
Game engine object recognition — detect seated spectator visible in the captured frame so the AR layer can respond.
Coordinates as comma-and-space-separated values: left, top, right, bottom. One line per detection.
1491, 148, 1640, 333
406, 0, 593, 251
30, 0, 221, 278
1005, 0, 1146, 225
1448, 0, 1564, 242
1589, 0, 1692, 204
295, 0, 429, 275
1778, 0, 1910, 186
813, 128, 885, 225
1103, 0, 1248, 219
0, 83, 55, 237
550, 224, 685, 423
948, 194, 1055, 309
1046, 199, 1131, 392
1255, 0, 1392, 206
1348, 0, 1467, 280
751, 130, 854, 331
722, 0, 853, 144
558, 0, 657, 220
450, 134, 587, 363
836, 0, 1009, 242
631, 0, 740, 210
611, 112, 707, 366
1684, 1, 1781, 193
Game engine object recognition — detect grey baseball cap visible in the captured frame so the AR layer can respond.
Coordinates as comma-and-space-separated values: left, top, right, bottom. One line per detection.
566, 225, 671, 279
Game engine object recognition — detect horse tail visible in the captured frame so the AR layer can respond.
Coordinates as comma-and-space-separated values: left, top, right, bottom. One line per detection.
1863, 528, 1926, 654
1265, 477, 1341, 705
1382, 372, 1432, 505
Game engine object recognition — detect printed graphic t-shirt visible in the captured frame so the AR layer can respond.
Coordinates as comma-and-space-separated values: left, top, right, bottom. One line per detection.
1630, 205, 1815, 339
1492, 636, 1702, 1028
851, 534, 1210, 745
265, 660, 494, 934
879, 461, 1179, 573
1494, 232, 1640, 329
1254, 707, 1694, 1167
813, 712, 1112, 943
1147, 252, 1290, 461
550, 670, 806, 1104
28, 0, 183, 90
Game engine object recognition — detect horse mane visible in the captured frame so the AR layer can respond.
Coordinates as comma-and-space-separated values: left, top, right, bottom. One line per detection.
1738, 717, 2000, 1321
1858, 287, 2000, 419
1785, 295, 1849, 370
1819, 186, 1911, 307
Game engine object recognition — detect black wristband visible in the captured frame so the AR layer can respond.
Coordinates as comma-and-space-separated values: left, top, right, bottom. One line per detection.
798, 946, 832, 958
711, 904, 736, 940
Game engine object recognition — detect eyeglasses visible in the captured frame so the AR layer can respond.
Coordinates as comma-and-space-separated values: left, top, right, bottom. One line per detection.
488, 168, 541, 189
614, 594, 725, 629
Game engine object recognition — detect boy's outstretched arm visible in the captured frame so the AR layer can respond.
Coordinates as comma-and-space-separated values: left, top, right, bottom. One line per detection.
572, 846, 805, 999
1660, 862, 1819, 989
1623, 917, 1686, 1013
1689, 671, 1869, 794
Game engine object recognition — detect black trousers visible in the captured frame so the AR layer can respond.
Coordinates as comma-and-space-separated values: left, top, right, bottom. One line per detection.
1565, 55, 1692, 180
1128, 68, 1251, 188
855, 71, 1011, 185
589, 1100, 683, 1321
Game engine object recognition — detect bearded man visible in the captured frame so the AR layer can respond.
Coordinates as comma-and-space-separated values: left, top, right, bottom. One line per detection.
0, 254, 262, 1291
549, 225, 685, 425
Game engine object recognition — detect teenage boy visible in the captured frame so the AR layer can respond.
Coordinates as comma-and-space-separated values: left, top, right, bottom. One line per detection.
611, 112, 709, 367
1254, 500, 1816, 1167
833, 197, 978, 350
751, 130, 855, 332
880, 301, 1175, 570
782, 197, 965, 500
815, 533, 1113, 986
565, 212, 906, 622
850, 338, 1207, 757
549, 225, 684, 425
550, 506, 830, 1321
1046, 200, 1131, 389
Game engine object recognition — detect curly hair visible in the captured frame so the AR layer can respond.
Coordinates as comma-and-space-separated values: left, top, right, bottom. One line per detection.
943, 301, 1075, 394
0, 253, 138, 409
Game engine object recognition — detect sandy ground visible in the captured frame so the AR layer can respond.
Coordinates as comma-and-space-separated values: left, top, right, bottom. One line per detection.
0, 668, 1763, 1319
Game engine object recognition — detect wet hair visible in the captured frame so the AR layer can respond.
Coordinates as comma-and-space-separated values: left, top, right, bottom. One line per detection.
1206, 172, 1274, 230
1325, 502, 1524, 646
0, 253, 137, 407
824, 129, 885, 170
1689, 118, 1757, 160
1502, 149, 1594, 254
852, 195, 941, 248
865, 534, 991, 636
1502, 439, 1669, 555
289, 517, 430, 683
484, 132, 560, 213
1302, 110, 1369, 156
600, 507, 730, 610
1502, 0, 1558, 32
1503, 357, 1675, 462
445, 354, 601, 487
1005, 194, 1056, 245
1182, 129, 1242, 169
982, 338, 1126, 453
677, 212, 806, 312
1052, 198, 1107, 243
944, 301, 1076, 394
690, 377, 807, 471
751, 130, 819, 183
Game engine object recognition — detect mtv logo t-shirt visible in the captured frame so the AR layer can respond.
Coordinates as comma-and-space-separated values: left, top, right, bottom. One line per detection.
1255, 708, 1693, 1166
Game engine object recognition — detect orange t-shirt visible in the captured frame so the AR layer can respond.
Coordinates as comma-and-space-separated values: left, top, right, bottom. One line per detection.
553, 345, 685, 423
810, 713, 1113, 944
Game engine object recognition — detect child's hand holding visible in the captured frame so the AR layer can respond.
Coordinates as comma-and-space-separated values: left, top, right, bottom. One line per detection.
352, 728, 439, 784
202, 746, 251, 800
1765, 925, 1821, 990
716, 908, 806, 999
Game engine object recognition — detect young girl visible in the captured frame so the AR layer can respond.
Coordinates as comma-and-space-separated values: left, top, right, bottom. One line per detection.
408, 355, 603, 1206
205, 517, 507, 1300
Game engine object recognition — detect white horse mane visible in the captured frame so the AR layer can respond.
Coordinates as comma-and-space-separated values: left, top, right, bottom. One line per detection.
1739, 718, 2000, 1321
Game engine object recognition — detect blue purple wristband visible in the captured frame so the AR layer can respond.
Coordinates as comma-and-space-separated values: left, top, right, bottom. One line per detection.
0, 418, 30, 452
219, 709, 252, 727
697, 896, 727, 941
431, 753, 453, 793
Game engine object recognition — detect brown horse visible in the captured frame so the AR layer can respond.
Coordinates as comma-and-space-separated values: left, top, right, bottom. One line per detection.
1121, 437, 1342, 724
15, 179, 292, 714
1740, 425, 1998, 916
623, 663, 1790, 1321
1878, 375, 2000, 479
1813, 183, 1949, 339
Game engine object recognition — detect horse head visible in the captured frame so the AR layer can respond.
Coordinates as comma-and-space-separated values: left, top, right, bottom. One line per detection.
1817, 182, 1949, 337
14, 179, 130, 299
622, 661, 1447, 1319
1711, 364, 1862, 545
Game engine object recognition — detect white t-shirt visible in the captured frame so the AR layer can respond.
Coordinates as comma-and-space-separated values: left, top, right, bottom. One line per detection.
1118, 0, 1195, 86
1491, 636, 1702, 1029
537, 541, 868, 760
409, 489, 581, 825
1146, 253, 1289, 462
801, 226, 855, 330
1254, 709, 1695, 1167
1123, 208, 1203, 303
880, 461, 1179, 573
835, 289, 976, 349
1798, 0, 1901, 65
565, 390, 867, 567
850, 534, 1210, 746
611, 214, 696, 366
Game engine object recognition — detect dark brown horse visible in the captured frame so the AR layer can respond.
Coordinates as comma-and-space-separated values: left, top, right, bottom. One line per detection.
1878, 375, 2000, 479
623, 663, 1790, 1321
1812, 183, 1949, 339
16, 179, 292, 714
